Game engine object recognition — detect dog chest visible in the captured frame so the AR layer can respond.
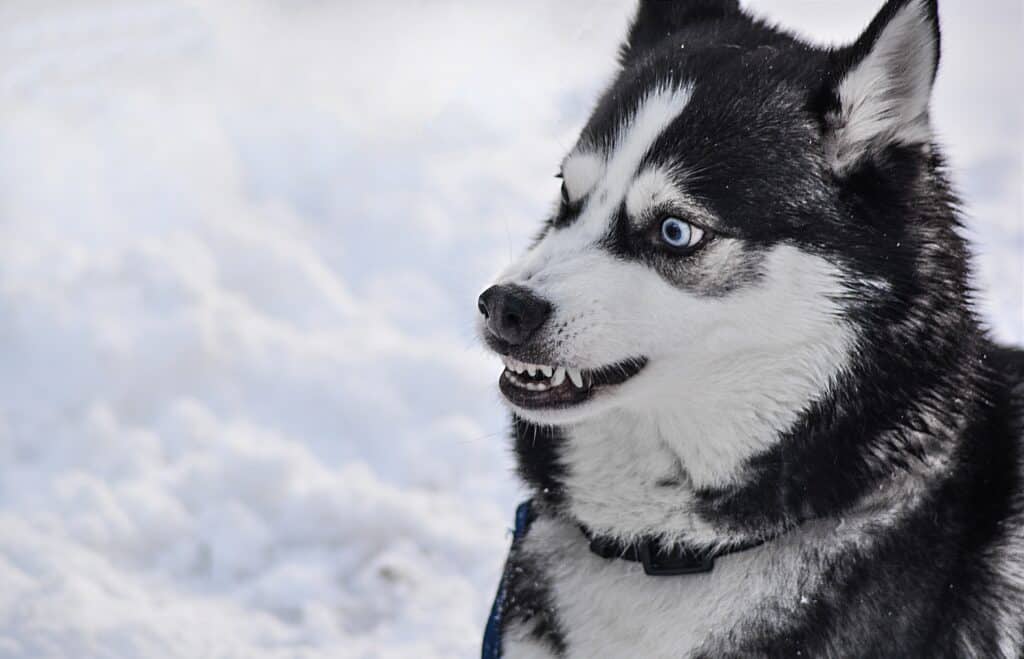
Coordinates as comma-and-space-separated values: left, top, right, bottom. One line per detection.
503, 515, 809, 658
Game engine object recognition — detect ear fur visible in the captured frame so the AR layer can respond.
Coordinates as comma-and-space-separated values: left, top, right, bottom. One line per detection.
619, 0, 741, 65
824, 0, 941, 172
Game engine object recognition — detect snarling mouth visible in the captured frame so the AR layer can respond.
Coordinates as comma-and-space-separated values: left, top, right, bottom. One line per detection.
498, 356, 647, 409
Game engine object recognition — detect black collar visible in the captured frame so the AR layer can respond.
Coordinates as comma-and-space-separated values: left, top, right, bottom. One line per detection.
580, 525, 766, 576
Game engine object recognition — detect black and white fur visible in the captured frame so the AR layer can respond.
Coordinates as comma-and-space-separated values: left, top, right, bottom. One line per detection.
477, 1, 1024, 656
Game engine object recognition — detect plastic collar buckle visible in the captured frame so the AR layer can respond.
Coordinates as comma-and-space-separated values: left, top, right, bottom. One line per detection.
638, 541, 714, 576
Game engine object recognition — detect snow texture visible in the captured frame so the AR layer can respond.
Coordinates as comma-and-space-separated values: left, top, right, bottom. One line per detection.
0, 1, 1019, 657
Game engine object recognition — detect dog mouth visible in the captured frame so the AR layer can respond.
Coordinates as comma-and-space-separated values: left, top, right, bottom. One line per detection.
498, 356, 647, 409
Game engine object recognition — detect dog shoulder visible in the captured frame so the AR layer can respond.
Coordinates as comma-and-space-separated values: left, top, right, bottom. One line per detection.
950, 343, 1024, 656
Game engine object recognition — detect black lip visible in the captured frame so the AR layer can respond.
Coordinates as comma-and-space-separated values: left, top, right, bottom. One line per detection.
498, 358, 648, 410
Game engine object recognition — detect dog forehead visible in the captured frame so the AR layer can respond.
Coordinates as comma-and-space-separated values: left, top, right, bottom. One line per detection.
545, 48, 841, 269
565, 51, 832, 237
554, 81, 696, 244
563, 81, 693, 190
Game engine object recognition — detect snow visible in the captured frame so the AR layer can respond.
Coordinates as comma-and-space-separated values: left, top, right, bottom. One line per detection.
0, 1, 1019, 657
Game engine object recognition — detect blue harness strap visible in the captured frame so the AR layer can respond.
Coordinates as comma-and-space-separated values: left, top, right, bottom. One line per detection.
482, 500, 533, 659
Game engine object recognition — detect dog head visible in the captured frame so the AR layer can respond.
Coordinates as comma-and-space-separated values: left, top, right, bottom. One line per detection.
478, 0, 953, 485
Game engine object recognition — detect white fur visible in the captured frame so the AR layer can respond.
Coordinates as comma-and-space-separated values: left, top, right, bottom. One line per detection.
560, 151, 604, 203
622, 166, 713, 229
508, 515, 786, 658
555, 247, 854, 544
829, 0, 937, 171
624, 166, 678, 221
505, 497, 917, 659
503, 627, 559, 659
505, 243, 851, 472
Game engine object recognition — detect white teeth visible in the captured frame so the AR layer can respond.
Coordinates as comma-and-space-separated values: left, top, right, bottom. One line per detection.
501, 359, 585, 390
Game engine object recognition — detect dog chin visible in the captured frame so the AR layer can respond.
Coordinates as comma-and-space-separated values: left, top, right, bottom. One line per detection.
504, 394, 613, 426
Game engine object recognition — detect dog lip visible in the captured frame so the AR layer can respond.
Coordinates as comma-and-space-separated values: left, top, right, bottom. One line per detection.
498, 357, 647, 410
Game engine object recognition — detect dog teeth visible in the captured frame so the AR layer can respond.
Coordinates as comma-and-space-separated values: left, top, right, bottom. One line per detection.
500, 359, 588, 390
501, 357, 525, 373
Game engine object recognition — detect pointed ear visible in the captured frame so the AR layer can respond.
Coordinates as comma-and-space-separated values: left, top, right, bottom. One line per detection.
619, 0, 741, 64
823, 0, 941, 173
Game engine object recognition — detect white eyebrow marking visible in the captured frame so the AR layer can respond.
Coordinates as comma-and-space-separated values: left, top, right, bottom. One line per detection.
625, 166, 719, 230
561, 151, 604, 203
569, 81, 696, 245
603, 82, 694, 200
625, 167, 680, 221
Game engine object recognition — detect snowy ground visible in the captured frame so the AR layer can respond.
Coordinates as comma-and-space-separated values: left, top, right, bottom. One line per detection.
0, 1, 1019, 657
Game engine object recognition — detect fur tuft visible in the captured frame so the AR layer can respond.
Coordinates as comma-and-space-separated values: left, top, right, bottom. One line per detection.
823, 0, 941, 172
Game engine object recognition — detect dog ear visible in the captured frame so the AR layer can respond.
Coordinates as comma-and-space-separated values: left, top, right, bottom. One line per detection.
619, 0, 741, 65
822, 0, 941, 173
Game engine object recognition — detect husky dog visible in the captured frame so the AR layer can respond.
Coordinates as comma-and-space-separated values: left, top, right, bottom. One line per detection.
476, 0, 1024, 656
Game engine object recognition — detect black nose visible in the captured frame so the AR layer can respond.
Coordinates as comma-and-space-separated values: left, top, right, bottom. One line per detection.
478, 284, 552, 346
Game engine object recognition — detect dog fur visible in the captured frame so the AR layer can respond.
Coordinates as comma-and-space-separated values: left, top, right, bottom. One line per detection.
478, 1, 1024, 656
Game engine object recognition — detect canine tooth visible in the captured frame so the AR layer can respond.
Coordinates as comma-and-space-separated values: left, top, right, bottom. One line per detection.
526, 364, 537, 376
540, 365, 553, 377
567, 368, 583, 388
551, 367, 566, 386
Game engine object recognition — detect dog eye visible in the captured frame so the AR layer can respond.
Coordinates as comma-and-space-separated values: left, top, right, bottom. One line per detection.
660, 217, 704, 249
560, 181, 570, 205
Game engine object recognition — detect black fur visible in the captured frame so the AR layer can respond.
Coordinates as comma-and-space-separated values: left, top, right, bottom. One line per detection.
619, 0, 742, 65
496, 0, 1023, 655
512, 416, 568, 510
499, 503, 568, 654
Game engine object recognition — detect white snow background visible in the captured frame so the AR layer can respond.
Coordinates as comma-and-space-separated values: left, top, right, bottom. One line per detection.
0, 1, 1019, 657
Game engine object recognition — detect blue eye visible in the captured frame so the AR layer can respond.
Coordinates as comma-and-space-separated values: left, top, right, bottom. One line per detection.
660, 217, 704, 249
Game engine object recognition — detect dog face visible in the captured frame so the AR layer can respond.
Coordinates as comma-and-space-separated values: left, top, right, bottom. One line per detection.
479, 0, 943, 450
